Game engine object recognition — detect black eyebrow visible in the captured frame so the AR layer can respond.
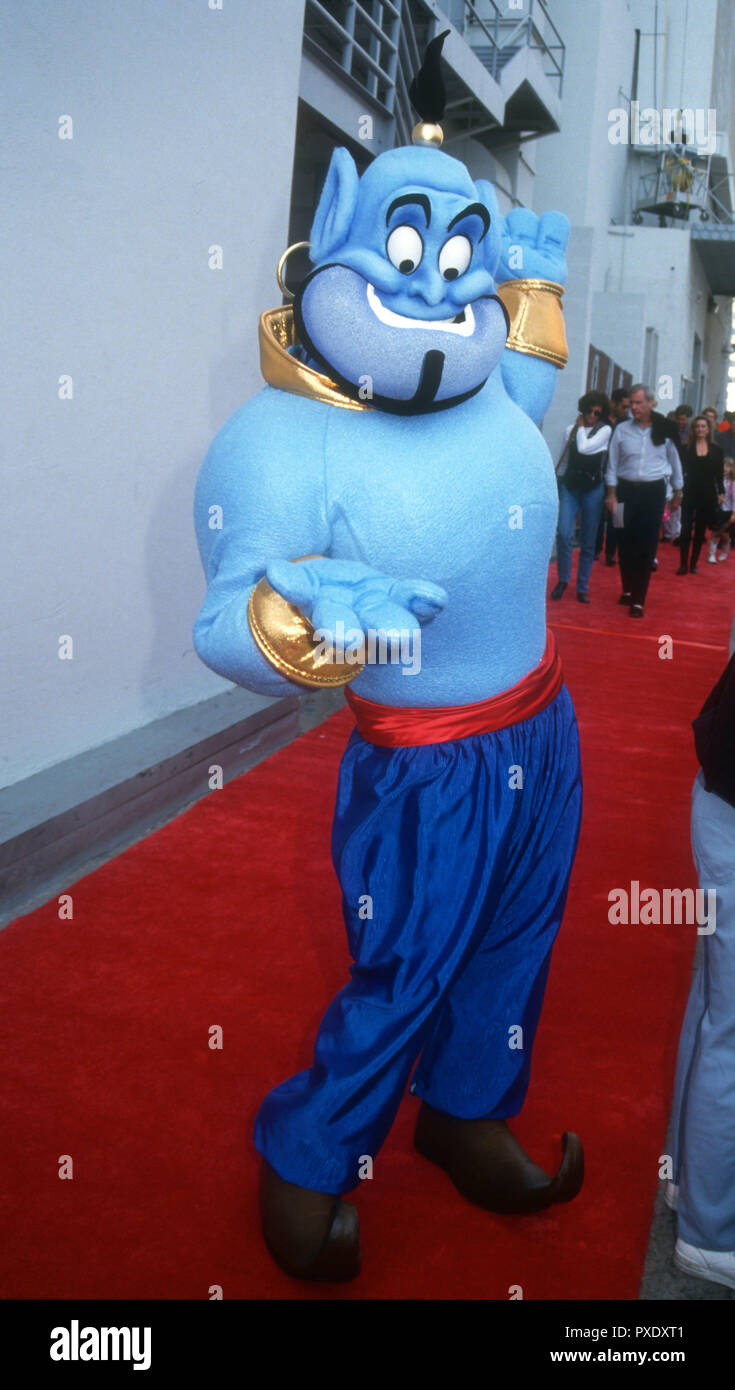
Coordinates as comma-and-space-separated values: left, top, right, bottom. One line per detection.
386, 193, 431, 227
447, 202, 490, 240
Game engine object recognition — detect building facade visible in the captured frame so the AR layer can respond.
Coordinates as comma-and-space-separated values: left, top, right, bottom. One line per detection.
532, 0, 735, 451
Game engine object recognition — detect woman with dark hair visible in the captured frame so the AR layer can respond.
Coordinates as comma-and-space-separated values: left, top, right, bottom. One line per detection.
552, 390, 611, 603
677, 416, 725, 574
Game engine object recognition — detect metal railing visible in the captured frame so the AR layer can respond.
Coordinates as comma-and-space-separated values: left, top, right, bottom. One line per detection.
393, 0, 435, 146
633, 149, 734, 227
302, 0, 565, 146
463, 0, 565, 95
303, 0, 402, 111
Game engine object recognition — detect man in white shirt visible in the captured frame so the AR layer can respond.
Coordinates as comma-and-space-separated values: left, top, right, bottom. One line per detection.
605, 384, 683, 616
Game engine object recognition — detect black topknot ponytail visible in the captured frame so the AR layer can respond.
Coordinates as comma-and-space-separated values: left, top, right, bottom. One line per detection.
408, 29, 450, 123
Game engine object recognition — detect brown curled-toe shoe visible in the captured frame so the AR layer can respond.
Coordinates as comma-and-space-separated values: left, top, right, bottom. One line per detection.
260, 1161, 361, 1281
414, 1102, 584, 1215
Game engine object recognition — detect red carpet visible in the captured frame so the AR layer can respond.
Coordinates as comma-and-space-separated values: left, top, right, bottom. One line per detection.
1, 548, 733, 1300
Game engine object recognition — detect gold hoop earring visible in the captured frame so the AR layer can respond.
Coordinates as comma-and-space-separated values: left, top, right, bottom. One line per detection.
276, 241, 311, 302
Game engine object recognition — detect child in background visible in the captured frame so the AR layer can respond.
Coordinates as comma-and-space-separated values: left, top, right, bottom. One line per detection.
662, 490, 682, 543
708, 460, 735, 563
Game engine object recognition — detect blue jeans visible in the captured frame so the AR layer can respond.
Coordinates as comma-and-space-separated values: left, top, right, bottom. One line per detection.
556, 481, 605, 595
670, 772, 735, 1250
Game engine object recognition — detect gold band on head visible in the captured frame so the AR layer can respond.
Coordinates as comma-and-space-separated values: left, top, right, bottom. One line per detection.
496, 279, 569, 368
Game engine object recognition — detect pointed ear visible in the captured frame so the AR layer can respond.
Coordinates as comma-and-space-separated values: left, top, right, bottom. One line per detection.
309, 148, 360, 262
474, 178, 502, 278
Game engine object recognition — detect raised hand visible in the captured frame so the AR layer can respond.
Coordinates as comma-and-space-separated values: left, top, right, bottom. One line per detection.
496, 208, 570, 287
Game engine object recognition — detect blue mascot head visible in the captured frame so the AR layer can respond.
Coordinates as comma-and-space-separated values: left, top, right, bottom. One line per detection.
294, 33, 510, 415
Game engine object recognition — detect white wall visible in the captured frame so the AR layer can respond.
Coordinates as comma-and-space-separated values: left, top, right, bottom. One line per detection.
530, 0, 639, 452
630, 0, 718, 120
538, 227, 595, 455
603, 226, 711, 401
531, 0, 636, 231
702, 293, 731, 412
591, 289, 646, 381
2, 0, 305, 789
533, 0, 733, 452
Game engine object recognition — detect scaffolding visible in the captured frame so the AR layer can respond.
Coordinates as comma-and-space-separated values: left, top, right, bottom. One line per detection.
632, 144, 732, 227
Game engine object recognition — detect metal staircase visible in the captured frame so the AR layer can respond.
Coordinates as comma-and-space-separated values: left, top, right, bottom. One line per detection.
302, 0, 565, 149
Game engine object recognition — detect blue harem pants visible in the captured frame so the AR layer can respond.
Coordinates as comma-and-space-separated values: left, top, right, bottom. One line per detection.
253, 685, 583, 1195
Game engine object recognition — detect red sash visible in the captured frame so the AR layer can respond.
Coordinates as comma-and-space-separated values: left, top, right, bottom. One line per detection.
345, 631, 563, 747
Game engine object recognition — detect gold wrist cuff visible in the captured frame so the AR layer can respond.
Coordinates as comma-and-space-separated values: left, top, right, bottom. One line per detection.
496, 279, 569, 368
247, 556, 365, 688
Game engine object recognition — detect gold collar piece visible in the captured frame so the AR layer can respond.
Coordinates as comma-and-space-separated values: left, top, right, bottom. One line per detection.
258, 306, 370, 411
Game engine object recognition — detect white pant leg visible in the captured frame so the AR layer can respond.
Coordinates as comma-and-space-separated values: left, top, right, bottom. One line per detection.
675, 772, 735, 1250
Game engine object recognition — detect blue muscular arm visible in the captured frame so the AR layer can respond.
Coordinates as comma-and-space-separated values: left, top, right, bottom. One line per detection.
192, 390, 333, 697
495, 207, 570, 425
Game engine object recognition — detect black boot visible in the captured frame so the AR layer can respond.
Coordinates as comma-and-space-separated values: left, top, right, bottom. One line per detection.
551, 581, 567, 600
414, 1102, 584, 1215
260, 1161, 361, 1281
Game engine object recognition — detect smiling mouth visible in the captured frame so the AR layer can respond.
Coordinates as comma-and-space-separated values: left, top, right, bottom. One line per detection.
366, 283, 475, 336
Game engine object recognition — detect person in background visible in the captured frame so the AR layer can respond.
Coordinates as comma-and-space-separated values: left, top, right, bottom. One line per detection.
677, 415, 725, 574
666, 620, 735, 1292
605, 384, 683, 617
704, 406, 719, 435
595, 388, 630, 566
673, 404, 693, 451
609, 388, 631, 427
716, 411, 735, 462
708, 458, 735, 563
661, 495, 682, 544
661, 409, 688, 544
552, 391, 611, 604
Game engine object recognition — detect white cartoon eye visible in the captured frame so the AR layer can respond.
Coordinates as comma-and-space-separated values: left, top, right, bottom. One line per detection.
386, 224, 424, 274
438, 234, 473, 280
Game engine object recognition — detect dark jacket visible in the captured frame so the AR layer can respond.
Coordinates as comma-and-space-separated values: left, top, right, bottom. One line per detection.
683, 442, 724, 514
650, 411, 680, 450
564, 420, 609, 492
692, 648, 735, 810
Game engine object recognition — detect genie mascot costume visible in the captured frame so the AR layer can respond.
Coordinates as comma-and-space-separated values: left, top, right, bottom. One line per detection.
193, 35, 583, 1281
